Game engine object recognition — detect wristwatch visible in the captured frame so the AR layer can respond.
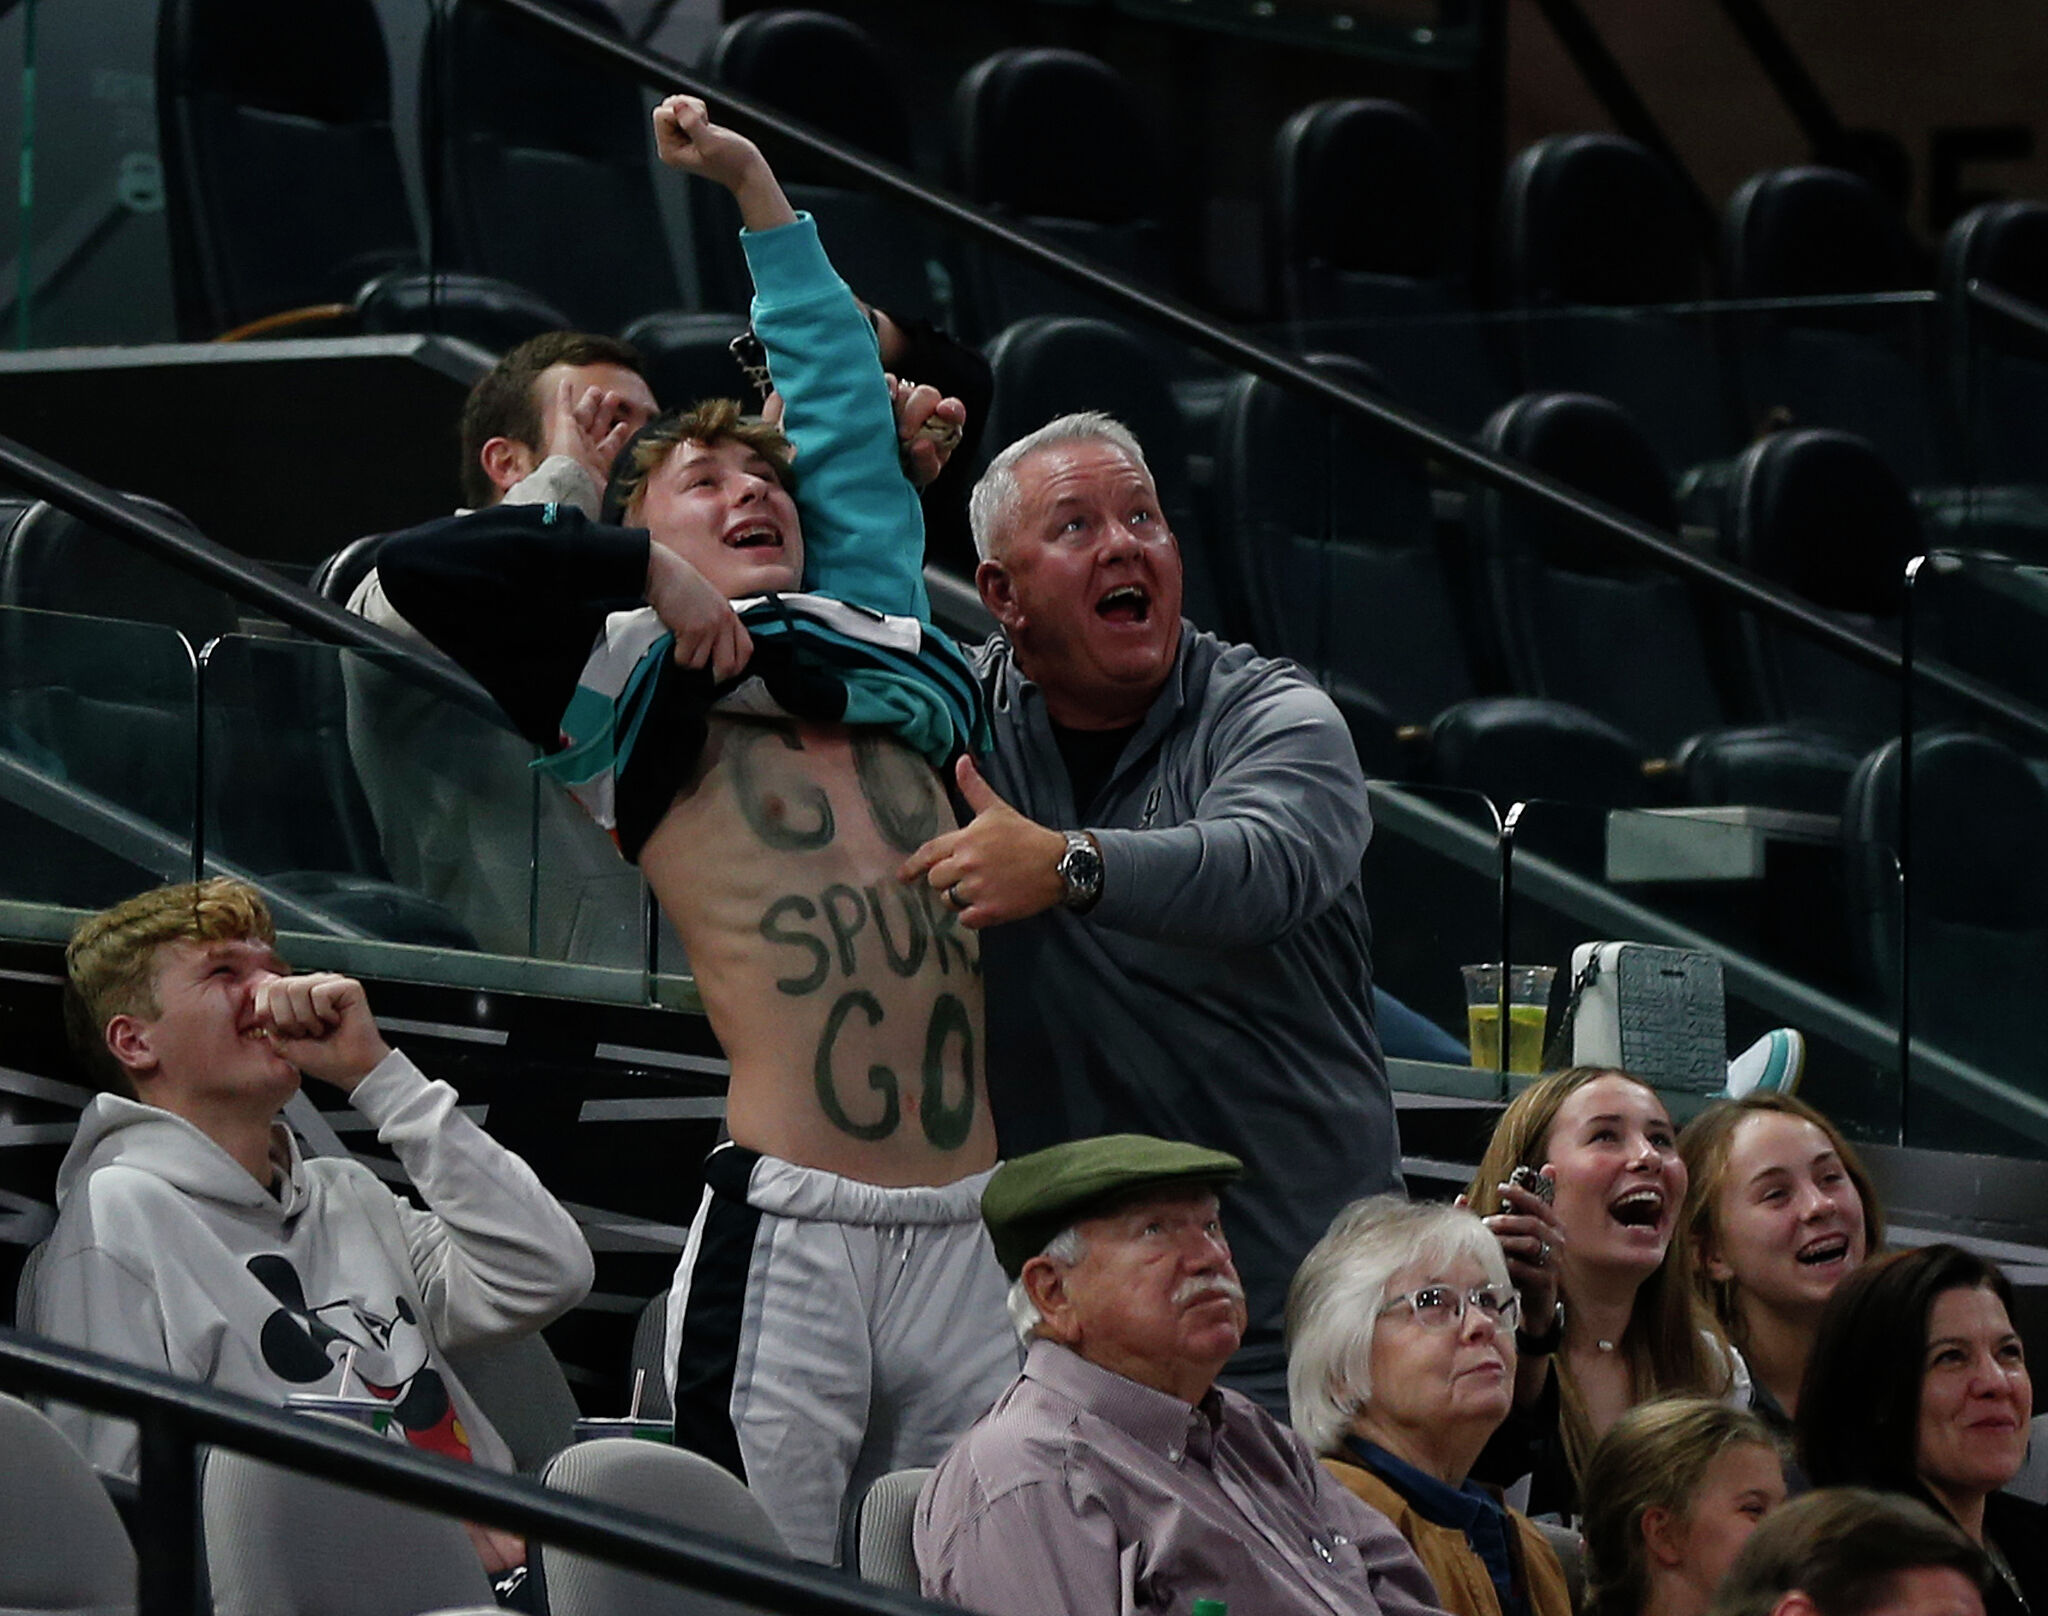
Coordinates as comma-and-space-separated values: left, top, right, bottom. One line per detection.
1056, 831, 1104, 912
1517, 1304, 1564, 1358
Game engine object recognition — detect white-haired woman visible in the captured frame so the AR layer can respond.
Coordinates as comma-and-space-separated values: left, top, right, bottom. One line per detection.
1287, 1197, 1574, 1616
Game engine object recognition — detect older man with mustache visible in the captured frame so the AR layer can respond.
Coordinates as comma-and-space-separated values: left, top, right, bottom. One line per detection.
916, 1136, 1447, 1616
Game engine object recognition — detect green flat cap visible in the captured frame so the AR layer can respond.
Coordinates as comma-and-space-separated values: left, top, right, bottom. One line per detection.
982, 1134, 1243, 1279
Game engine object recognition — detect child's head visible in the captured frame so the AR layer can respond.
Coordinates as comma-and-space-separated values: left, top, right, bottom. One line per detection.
1583, 1397, 1786, 1616
611, 399, 804, 598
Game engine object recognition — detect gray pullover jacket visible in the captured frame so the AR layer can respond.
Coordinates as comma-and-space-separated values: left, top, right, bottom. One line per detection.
973, 623, 1400, 1395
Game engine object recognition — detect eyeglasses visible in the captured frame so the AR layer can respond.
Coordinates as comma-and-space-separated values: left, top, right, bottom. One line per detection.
1378, 1284, 1521, 1332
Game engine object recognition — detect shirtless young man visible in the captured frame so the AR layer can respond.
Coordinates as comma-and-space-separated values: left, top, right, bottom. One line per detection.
374, 97, 1012, 1563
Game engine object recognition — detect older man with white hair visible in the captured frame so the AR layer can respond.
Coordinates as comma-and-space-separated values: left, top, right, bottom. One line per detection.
898, 410, 1404, 1414
915, 1134, 1447, 1616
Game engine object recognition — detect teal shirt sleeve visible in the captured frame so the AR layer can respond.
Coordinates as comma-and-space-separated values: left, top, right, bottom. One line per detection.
740, 214, 931, 622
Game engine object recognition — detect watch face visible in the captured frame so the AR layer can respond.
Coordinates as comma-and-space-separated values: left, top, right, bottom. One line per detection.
1059, 835, 1103, 905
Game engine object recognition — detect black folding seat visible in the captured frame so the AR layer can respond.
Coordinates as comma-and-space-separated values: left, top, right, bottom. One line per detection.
1498, 134, 1734, 472
156, 0, 564, 347
352, 270, 574, 353
156, 0, 416, 337
1908, 549, 2048, 723
1423, 696, 1650, 810
981, 316, 1224, 636
702, 10, 953, 323
1843, 729, 2048, 1130
1267, 99, 1508, 433
0, 497, 225, 843
949, 49, 1174, 339
1717, 428, 1921, 747
1930, 201, 2048, 557
427, 0, 683, 335
1723, 166, 1945, 486
1472, 392, 1739, 755
1214, 355, 1470, 725
607, 311, 750, 414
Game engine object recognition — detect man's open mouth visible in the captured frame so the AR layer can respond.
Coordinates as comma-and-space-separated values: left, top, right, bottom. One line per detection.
1096, 584, 1151, 624
1610, 1186, 1665, 1228
726, 523, 782, 550
1796, 1234, 1852, 1266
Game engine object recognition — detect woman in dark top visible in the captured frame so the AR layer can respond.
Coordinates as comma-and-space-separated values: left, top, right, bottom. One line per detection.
1798, 1244, 2044, 1616
1468, 1068, 1740, 1520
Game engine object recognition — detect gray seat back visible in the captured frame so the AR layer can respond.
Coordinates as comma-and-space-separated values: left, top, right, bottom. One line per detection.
443, 1332, 579, 1474
539, 1438, 788, 1616
843, 1466, 931, 1592
0, 1391, 138, 1616
202, 1438, 496, 1616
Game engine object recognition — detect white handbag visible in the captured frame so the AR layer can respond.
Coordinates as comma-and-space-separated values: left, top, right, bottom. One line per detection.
1564, 941, 1726, 1092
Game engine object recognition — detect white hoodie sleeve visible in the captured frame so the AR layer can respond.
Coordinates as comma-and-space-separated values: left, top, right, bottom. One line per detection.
346, 1051, 594, 1351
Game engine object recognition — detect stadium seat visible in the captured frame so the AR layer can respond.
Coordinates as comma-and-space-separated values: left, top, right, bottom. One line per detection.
1497, 133, 1733, 471
538, 1438, 788, 1616
703, 10, 951, 321
841, 1466, 930, 1590
1671, 726, 1864, 816
156, 0, 556, 347
980, 315, 1226, 634
1906, 548, 2048, 719
1422, 695, 1650, 810
949, 48, 1173, 337
1930, 201, 2048, 558
1213, 355, 1472, 725
0, 494, 238, 645
156, 0, 417, 338
0, 497, 221, 842
1716, 427, 1921, 745
0, 1391, 138, 1616
618, 311, 753, 414
426, 0, 683, 335
202, 1437, 497, 1616
1471, 392, 1732, 754
1722, 165, 1945, 484
1268, 99, 1507, 432
353, 271, 574, 354
442, 1332, 580, 1475
1843, 729, 2048, 1119
629, 1294, 676, 1423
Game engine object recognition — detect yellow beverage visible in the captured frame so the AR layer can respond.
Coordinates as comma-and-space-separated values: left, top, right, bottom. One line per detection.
1466, 1003, 1549, 1073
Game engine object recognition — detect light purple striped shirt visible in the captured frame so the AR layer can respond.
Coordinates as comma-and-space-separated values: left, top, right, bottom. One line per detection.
917, 1340, 1450, 1616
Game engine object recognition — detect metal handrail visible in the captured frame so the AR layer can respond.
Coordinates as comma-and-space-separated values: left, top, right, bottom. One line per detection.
1967, 277, 2048, 345
0, 1328, 950, 1616
476, 0, 2048, 757
0, 434, 513, 732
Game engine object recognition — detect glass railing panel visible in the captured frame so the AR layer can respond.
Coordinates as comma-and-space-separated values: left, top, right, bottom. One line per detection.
0, 0, 174, 352
0, 604, 198, 909
197, 634, 661, 988
1897, 550, 2048, 1157
1361, 782, 1503, 1094
1505, 796, 1903, 1142
1945, 279, 2048, 551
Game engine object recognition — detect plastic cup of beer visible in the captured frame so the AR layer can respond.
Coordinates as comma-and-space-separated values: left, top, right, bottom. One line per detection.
1461, 964, 1557, 1074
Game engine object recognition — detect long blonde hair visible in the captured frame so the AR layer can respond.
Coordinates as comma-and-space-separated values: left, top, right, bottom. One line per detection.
1466, 1067, 1732, 1485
